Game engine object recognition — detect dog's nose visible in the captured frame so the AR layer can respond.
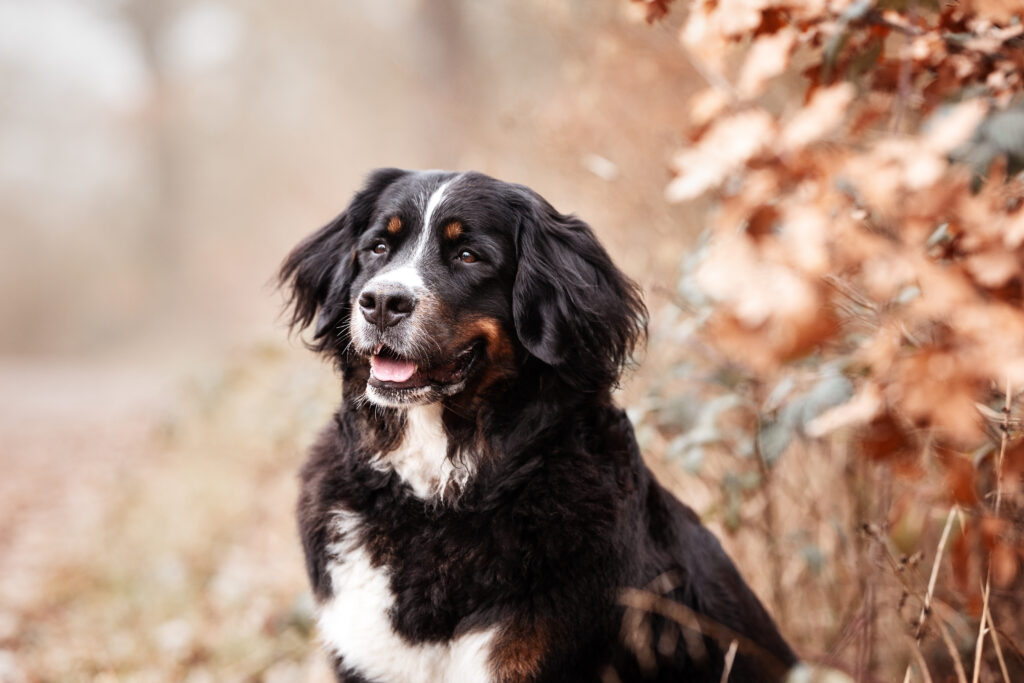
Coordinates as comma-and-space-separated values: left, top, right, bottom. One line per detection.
358, 286, 415, 329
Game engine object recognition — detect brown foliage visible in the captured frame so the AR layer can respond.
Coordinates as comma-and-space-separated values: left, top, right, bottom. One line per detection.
642, 0, 1024, 678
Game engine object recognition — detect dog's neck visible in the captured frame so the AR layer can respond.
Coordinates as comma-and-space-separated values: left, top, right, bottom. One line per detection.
366, 403, 473, 501
341, 366, 612, 504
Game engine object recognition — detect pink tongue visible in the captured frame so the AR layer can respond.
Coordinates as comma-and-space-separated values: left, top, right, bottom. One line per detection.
371, 355, 417, 383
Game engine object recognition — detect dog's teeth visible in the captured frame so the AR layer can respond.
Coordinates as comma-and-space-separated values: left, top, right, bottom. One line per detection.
374, 344, 383, 355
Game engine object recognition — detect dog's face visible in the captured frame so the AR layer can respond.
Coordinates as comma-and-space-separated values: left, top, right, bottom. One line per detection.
281, 169, 645, 406
346, 171, 519, 407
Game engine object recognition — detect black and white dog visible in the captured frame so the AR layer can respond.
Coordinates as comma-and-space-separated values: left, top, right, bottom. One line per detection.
280, 169, 797, 682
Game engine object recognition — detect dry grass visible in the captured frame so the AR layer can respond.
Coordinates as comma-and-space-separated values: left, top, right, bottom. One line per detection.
4, 340, 1019, 682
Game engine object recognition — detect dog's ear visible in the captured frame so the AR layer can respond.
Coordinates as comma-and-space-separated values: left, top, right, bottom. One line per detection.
279, 168, 407, 351
512, 190, 647, 392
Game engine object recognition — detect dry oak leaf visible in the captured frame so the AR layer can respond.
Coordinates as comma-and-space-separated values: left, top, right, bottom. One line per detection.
679, 1, 732, 72
629, 0, 676, 23
923, 99, 989, 155
695, 232, 818, 327
695, 232, 836, 369
964, 23, 1024, 54
737, 27, 799, 99
666, 109, 775, 202
948, 303, 1024, 389
963, 0, 1024, 27
857, 411, 913, 462
680, 0, 789, 71
780, 83, 855, 151
859, 252, 917, 302
1004, 209, 1024, 248
890, 349, 984, 444
964, 248, 1020, 289
681, 0, 762, 44
702, 305, 837, 372
991, 541, 1019, 588
941, 449, 978, 506
842, 140, 947, 216
688, 88, 730, 127
777, 202, 831, 275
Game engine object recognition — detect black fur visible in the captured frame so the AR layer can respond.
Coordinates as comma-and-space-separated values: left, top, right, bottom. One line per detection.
280, 169, 798, 682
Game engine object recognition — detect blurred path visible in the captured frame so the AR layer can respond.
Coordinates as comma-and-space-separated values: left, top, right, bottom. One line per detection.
0, 361, 167, 624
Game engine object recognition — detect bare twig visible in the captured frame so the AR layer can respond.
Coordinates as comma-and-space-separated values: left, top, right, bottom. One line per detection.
971, 579, 991, 683
720, 640, 739, 683
903, 633, 935, 683
916, 507, 959, 640
972, 378, 1013, 683
618, 588, 793, 680
985, 378, 1014, 683
936, 620, 969, 683
984, 595, 1011, 683
900, 505, 958, 682
994, 377, 1011, 515
862, 523, 927, 609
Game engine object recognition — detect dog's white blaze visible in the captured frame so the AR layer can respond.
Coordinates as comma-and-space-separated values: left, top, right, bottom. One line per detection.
360, 176, 456, 299
371, 403, 471, 499
416, 177, 455, 260
319, 510, 496, 683
374, 264, 426, 291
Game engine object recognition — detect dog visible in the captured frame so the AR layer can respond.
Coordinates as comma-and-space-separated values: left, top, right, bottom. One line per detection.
280, 169, 797, 682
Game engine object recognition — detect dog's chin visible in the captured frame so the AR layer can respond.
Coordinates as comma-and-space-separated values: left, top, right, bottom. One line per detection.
361, 341, 483, 409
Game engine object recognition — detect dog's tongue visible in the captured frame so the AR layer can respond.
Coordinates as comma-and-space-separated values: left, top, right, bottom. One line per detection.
371, 355, 417, 383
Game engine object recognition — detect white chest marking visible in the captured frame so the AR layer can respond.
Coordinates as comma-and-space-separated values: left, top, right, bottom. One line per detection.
372, 403, 472, 500
319, 510, 496, 683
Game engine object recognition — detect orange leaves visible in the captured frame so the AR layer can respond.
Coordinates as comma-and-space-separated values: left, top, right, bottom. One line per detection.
780, 83, 854, 151
962, 0, 1024, 26
665, 110, 775, 202
965, 249, 1019, 289
737, 27, 799, 99
648, 0, 1024, 673
681, 0, 763, 71
923, 100, 989, 154
663, 0, 1024, 468
628, 0, 677, 23
688, 195, 839, 369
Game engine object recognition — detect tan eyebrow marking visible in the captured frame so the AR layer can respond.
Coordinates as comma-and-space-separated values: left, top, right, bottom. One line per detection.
387, 216, 402, 234
444, 221, 463, 241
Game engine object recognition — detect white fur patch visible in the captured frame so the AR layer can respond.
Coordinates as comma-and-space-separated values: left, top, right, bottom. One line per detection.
374, 263, 426, 292
366, 177, 455, 294
417, 178, 455, 259
319, 510, 496, 683
371, 403, 472, 500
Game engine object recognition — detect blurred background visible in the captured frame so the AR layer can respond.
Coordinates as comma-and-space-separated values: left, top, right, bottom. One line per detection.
6, 0, 1020, 680
1, 1, 716, 680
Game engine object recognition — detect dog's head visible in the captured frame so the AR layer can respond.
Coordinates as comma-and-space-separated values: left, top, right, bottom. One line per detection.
281, 169, 646, 407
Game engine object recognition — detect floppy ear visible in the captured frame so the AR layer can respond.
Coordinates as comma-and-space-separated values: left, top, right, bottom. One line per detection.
512, 191, 647, 393
279, 168, 407, 353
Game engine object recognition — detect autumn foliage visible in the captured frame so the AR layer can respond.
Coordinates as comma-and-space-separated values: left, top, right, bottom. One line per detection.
632, 0, 1024, 679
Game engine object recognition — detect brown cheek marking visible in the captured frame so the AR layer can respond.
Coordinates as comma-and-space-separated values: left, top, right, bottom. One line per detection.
444, 220, 463, 241
457, 317, 517, 391
387, 216, 402, 234
490, 619, 548, 682
471, 317, 514, 362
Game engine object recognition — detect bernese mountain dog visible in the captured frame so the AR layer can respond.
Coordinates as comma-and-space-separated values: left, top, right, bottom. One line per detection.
280, 169, 797, 682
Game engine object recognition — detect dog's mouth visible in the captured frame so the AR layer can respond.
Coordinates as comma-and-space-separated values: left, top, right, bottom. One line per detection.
367, 342, 482, 393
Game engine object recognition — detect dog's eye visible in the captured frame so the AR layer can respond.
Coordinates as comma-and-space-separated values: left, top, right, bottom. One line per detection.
457, 250, 478, 264
372, 241, 388, 255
